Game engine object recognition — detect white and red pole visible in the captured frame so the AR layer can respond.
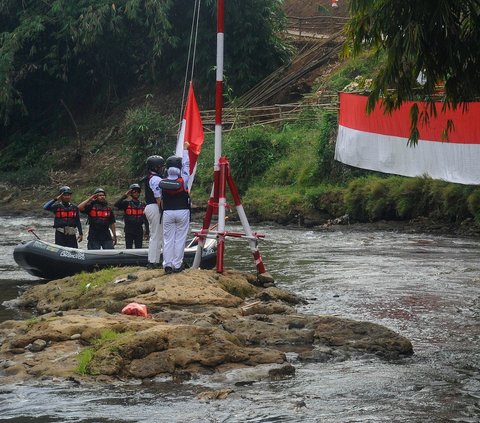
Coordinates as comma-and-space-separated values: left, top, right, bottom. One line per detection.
214, 0, 227, 272
192, 0, 268, 276
215, 0, 225, 166
192, 0, 225, 270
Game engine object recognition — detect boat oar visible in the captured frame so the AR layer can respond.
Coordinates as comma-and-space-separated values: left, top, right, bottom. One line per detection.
27, 227, 41, 240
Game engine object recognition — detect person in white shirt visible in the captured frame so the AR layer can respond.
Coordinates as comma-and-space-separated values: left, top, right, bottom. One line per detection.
144, 155, 165, 268
160, 145, 190, 273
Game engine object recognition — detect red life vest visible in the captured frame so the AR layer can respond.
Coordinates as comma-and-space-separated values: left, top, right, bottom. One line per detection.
124, 202, 145, 225
55, 208, 77, 219
88, 205, 112, 225
53, 204, 78, 228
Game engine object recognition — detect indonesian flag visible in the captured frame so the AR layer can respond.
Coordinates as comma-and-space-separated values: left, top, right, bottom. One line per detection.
176, 82, 205, 192
335, 92, 480, 185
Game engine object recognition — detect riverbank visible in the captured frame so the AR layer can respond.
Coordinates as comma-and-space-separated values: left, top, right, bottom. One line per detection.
2, 181, 480, 240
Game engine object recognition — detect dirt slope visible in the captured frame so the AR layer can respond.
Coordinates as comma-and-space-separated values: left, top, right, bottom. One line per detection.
283, 0, 349, 17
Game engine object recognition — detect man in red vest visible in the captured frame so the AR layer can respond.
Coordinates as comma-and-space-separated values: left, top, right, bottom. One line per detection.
114, 183, 149, 249
43, 186, 83, 248
78, 188, 116, 250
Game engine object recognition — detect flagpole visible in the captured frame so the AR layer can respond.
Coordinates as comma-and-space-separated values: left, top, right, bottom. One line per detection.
214, 0, 227, 269
191, 1, 224, 270
192, 0, 270, 278
215, 0, 224, 166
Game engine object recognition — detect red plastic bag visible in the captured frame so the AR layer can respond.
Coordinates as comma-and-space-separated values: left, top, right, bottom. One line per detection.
121, 302, 148, 317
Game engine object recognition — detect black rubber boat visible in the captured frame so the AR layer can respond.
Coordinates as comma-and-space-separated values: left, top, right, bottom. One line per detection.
13, 238, 217, 279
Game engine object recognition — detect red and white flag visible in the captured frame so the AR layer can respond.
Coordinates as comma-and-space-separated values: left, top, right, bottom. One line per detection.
335, 92, 480, 185
176, 82, 205, 192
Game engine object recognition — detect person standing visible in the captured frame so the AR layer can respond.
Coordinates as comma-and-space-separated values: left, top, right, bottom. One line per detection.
78, 188, 116, 250
114, 183, 149, 249
43, 186, 83, 248
144, 155, 164, 268
160, 146, 190, 273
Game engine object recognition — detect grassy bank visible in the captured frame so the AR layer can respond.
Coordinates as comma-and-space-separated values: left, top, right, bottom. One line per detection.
201, 115, 480, 230
1, 51, 480, 235
2, 107, 480, 233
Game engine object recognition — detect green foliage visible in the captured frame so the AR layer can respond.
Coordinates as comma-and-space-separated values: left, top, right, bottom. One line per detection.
75, 347, 95, 375
339, 175, 479, 224
123, 101, 176, 176
244, 185, 304, 223
315, 111, 337, 181
0, 134, 50, 172
344, 177, 370, 221
0, 132, 74, 186
304, 184, 345, 217
92, 329, 128, 348
0, 0, 172, 128
323, 51, 383, 93
344, 175, 431, 221
257, 122, 320, 189
439, 183, 472, 222
392, 177, 432, 219
0, 0, 290, 144
75, 329, 130, 375
76, 268, 127, 295
162, 0, 290, 97
224, 126, 286, 193
467, 190, 480, 225
346, 0, 480, 144
25, 317, 40, 329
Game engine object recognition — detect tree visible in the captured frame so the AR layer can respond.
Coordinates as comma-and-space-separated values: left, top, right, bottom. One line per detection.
160, 0, 289, 98
0, 0, 289, 139
345, 0, 480, 144
0, 0, 172, 131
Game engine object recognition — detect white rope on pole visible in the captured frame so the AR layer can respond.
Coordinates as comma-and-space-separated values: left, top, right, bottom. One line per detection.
177, 0, 202, 137
190, 0, 202, 83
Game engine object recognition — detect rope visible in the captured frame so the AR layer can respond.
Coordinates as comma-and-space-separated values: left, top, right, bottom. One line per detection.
191, 0, 201, 82
177, 0, 202, 135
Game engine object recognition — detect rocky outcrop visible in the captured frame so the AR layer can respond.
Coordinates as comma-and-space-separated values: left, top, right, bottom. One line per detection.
0, 268, 413, 384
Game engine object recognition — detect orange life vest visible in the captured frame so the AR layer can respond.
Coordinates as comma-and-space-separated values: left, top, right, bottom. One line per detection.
88, 205, 112, 225
124, 202, 145, 225
53, 204, 78, 228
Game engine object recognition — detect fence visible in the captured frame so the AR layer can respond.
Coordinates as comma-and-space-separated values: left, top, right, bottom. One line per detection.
286, 15, 349, 39
199, 97, 339, 132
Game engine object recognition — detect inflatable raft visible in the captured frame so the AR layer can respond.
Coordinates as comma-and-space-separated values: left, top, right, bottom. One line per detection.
13, 238, 217, 279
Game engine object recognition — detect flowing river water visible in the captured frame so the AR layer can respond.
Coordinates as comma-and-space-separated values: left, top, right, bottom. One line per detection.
1, 216, 479, 422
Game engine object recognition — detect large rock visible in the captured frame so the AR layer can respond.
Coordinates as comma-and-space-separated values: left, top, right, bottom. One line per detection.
0, 268, 413, 384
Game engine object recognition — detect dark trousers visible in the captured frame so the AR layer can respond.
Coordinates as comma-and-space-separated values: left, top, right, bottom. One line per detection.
125, 232, 143, 249
55, 231, 78, 248
87, 239, 114, 250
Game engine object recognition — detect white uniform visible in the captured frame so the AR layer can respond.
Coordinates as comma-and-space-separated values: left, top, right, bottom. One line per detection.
145, 173, 163, 264
162, 150, 190, 271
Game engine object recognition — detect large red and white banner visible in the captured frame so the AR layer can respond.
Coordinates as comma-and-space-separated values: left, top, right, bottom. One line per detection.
335, 93, 480, 185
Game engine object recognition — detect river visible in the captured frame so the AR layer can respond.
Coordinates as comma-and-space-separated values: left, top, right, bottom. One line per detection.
1, 216, 479, 422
